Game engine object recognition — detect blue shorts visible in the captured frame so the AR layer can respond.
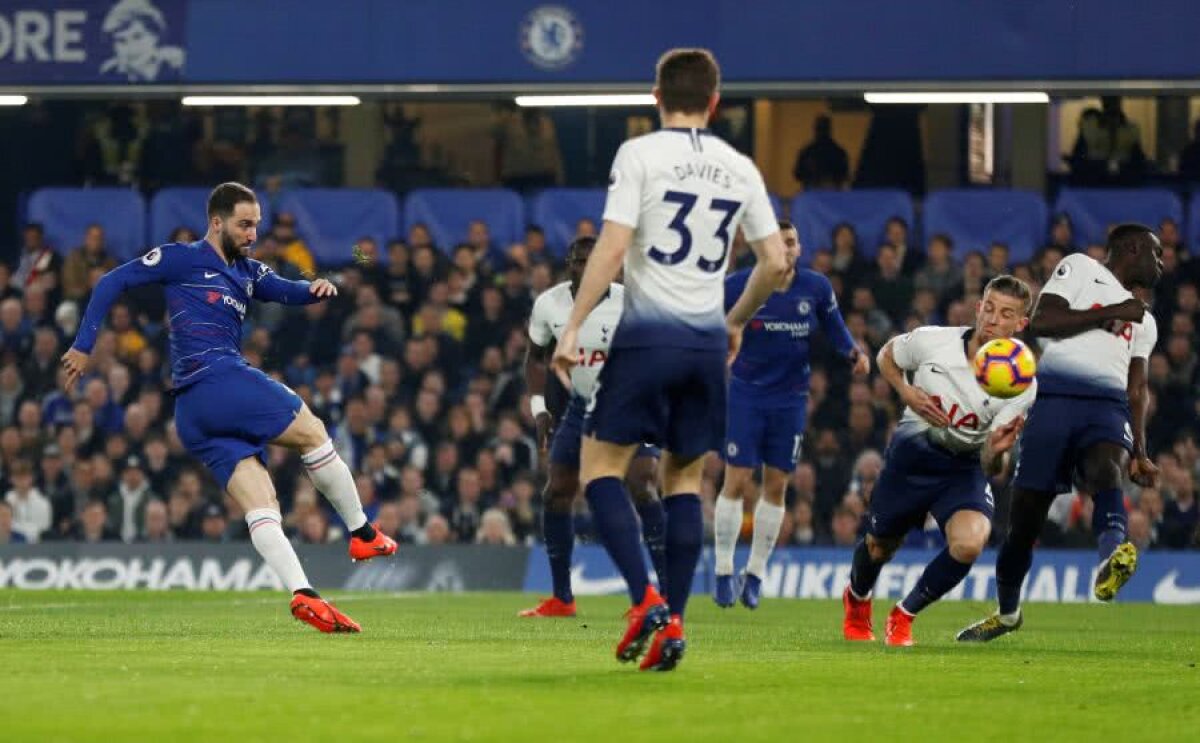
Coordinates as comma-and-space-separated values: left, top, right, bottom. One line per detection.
551, 396, 659, 469
1012, 393, 1132, 494
723, 390, 807, 472
868, 425, 992, 538
585, 346, 726, 460
174, 363, 302, 489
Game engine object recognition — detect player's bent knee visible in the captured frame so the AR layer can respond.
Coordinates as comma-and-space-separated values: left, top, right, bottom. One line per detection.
226, 457, 279, 512
866, 535, 900, 562
949, 538, 986, 564
761, 467, 790, 506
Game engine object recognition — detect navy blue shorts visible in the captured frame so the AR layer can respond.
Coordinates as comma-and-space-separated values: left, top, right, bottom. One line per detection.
723, 390, 806, 472
174, 363, 302, 489
551, 396, 659, 468
868, 426, 992, 539
585, 346, 726, 460
1012, 394, 1132, 494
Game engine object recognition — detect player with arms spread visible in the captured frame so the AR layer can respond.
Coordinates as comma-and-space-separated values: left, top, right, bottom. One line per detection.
842, 276, 1035, 646
61, 183, 397, 633
713, 220, 869, 609
519, 236, 665, 618
552, 48, 789, 671
958, 224, 1161, 642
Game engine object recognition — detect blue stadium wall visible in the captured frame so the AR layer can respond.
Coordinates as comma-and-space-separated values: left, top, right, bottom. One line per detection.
1, 0, 1198, 85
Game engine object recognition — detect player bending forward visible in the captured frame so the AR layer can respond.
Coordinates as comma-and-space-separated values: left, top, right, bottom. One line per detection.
842, 275, 1035, 646
553, 48, 789, 671
62, 183, 397, 633
519, 236, 665, 618
714, 220, 868, 609
958, 224, 1161, 642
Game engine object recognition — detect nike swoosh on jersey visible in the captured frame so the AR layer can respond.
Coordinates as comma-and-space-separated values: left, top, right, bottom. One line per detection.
1152, 570, 1200, 604
1093, 278, 1108, 285
204, 271, 219, 279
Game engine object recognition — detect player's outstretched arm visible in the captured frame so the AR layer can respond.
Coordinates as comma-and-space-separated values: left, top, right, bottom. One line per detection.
66, 248, 176, 388
1029, 293, 1146, 338
524, 340, 556, 453
1127, 357, 1158, 487
815, 275, 869, 375
253, 263, 333, 305
876, 337, 950, 427
552, 222, 630, 385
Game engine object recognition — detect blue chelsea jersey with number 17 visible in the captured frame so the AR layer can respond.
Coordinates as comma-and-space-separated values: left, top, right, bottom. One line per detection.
601, 127, 780, 352
725, 265, 856, 404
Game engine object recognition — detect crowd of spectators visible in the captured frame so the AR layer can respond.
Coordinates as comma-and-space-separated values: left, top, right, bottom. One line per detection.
1, 199, 1198, 554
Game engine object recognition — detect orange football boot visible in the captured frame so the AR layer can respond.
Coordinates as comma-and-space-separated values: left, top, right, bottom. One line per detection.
842, 585, 876, 641
518, 596, 578, 617
615, 585, 670, 662
885, 605, 914, 647
639, 614, 686, 671
289, 594, 361, 633
349, 524, 398, 562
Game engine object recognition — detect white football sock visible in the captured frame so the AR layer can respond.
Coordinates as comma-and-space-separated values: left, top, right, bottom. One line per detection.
713, 493, 742, 576
746, 498, 785, 578
246, 508, 311, 593
302, 440, 367, 532
998, 610, 1021, 626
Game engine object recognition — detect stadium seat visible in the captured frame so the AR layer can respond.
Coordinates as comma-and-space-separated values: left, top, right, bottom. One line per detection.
1054, 188, 1182, 248
26, 188, 147, 262
924, 189, 1048, 264
404, 188, 525, 254
275, 189, 400, 268
149, 187, 274, 244
790, 189, 914, 261
528, 188, 606, 258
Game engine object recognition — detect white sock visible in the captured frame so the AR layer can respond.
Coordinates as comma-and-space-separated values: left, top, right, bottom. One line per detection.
713, 493, 742, 576
746, 498, 785, 578
246, 508, 311, 593
302, 440, 367, 532
998, 610, 1021, 626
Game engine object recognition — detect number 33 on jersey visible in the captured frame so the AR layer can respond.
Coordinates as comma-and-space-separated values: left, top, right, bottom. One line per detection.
603, 127, 779, 352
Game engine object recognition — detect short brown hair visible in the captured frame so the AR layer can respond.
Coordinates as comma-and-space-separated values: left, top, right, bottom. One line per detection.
207, 182, 257, 219
655, 48, 720, 114
985, 274, 1033, 312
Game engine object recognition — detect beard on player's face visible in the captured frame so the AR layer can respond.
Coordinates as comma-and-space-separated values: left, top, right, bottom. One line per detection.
219, 225, 252, 261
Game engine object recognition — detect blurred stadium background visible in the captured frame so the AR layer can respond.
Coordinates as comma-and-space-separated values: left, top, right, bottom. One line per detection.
0, 0, 1198, 603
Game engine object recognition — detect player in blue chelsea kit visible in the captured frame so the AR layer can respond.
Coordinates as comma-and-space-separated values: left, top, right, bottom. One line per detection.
61, 183, 397, 633
713, 220, 868, 609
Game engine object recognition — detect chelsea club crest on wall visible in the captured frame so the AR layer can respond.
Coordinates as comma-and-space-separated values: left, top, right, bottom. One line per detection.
520, 5, 584, 70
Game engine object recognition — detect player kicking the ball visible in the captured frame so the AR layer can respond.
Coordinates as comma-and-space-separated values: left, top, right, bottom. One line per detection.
519, 236, 664, 618
62, 183, 396, 633
958, 224, 1161, 642
842, 275, 1035, 646
552, 48, 789, 671
714, 220, 868, 609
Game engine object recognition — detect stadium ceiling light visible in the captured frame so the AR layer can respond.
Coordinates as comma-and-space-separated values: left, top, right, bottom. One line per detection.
863, 92, 1050, 104
0, 95, 29, 106
515, 94, 657, 107
180, 95, 362, 106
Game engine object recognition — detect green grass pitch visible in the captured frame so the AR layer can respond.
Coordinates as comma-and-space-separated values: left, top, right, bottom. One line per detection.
1, 591, 1197, 742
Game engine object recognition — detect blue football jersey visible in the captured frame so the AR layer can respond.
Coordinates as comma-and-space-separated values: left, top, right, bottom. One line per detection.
725, 265, 855, 401
74, 240, 318, 389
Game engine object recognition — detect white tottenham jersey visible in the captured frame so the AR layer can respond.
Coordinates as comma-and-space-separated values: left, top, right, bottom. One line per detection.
1036, 253, 1157, 398
603, 127, 778, 351
892, 326, 1037, 453
529, 281, 624, 400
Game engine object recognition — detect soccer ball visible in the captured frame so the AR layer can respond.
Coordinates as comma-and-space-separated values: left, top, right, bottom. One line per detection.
973, 338, 1036, 399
